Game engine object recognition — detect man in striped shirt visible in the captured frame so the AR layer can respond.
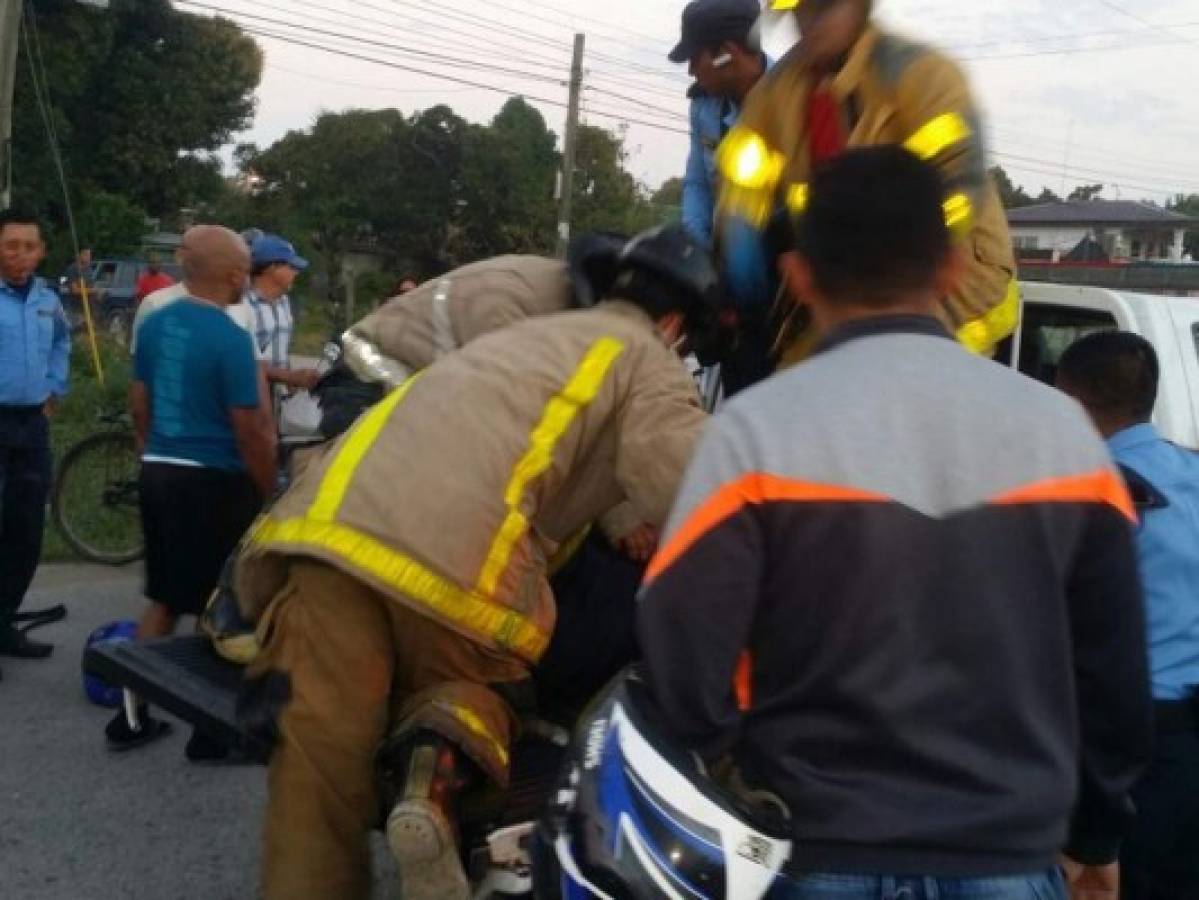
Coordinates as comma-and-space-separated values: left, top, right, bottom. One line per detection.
244, 233, 320, 399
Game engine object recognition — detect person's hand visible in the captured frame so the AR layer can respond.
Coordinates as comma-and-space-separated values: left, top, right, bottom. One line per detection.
290, 369, 321, 392
43, 396, 60, 418
615, 523, 660, 563
1060, 856, 1119, 900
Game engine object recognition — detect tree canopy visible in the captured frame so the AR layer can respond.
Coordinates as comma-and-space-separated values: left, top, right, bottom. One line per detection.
230, 99, 677, 281
12, 0, 262, 262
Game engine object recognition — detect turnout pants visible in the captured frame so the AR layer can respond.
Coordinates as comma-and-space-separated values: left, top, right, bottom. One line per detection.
0, 407, 52, 630
251, 559, 527, 900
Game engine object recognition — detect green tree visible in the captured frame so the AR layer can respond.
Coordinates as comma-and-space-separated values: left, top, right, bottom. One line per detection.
571, 125, 650, 236
12, 0, 262, 244
1034, 187, 1063, 205
1068, 184, 1105, 202
455, 99, 558, 258
988, 166, 1033, 209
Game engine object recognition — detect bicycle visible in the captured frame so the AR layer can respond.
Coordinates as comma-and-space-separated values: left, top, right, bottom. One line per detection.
52, 411, 144, 566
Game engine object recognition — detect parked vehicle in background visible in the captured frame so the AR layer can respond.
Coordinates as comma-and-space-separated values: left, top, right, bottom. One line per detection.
1013, 283, 1199, 447
59, 259, 183, 348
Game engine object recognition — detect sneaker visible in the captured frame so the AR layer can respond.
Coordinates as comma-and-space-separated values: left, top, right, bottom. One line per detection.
105, 705, 173, 752
387, 798, 469, 900
0, 627, 53, 659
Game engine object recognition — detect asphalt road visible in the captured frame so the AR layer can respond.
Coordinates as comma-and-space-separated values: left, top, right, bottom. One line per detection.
0, 564, 398, 899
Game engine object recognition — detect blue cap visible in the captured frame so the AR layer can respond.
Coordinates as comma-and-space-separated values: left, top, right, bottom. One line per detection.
251, 234, 309, 271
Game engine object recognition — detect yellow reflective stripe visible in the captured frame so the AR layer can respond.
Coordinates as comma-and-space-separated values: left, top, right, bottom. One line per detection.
943, 192, 973, 233
477, 337, 626, 596
786, 183, 809, 214
436, 701, 510, 768
904, 113, 972, 161
957, 279, 1021, 355
770, 0, 800, 8
251, 515, 549, 660
719, 184, 775, 229
717, 126, 786, 191
308, 374, 422, 523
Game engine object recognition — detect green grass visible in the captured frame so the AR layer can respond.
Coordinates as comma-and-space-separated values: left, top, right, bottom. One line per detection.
42, 337, 136, 563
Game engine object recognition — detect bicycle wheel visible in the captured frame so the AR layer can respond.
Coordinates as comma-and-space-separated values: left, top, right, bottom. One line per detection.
52, 431, 144, 566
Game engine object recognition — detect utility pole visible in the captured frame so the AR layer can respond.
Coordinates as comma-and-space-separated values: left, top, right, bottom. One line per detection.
556, 32, 584, 259
0, 0, 21, 210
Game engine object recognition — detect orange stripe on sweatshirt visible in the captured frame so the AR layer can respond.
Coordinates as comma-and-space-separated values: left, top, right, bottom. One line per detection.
990, 468, 1136, 523
645, 473, 888, 584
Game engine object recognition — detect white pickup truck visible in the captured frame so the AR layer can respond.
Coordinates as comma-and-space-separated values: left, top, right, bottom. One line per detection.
1013, 284, 1199, 448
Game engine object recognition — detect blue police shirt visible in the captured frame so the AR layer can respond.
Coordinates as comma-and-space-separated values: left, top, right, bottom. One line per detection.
682, 56, 774, 246
0, 276, 70, 406
1109, 423, 1199, 701
134, 298, 260, 471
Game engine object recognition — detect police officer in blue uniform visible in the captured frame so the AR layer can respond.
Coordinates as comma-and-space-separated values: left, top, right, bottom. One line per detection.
0, 209, 70, 673
1058, 331, 1199, 900
670, 0, 770, 246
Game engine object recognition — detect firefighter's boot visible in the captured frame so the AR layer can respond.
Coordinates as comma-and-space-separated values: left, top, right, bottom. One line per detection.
379, 730, 472, 900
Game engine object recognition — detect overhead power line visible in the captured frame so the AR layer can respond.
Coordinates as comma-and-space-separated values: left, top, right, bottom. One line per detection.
239, 24, 692, 140
1090, 0, 1199, 49
177, 1, 568, 87
260, 0, 573, 76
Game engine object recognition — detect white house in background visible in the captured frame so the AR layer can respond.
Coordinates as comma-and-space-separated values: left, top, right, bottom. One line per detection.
1007, 201, 1195, 263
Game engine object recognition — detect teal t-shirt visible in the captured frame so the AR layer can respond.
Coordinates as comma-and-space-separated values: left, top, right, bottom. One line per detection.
134, 298, 260, 470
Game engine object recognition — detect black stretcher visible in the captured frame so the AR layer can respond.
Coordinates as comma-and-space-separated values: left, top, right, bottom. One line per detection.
82, 636, 567, 847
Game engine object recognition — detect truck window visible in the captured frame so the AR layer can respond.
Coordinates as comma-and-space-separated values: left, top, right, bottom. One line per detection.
94, 262, 117, 286
1018, 303, 1117, 385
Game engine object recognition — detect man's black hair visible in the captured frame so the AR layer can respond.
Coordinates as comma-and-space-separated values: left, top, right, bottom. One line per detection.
1057, 330, 1159, 421
794, 146, 950, 307
0, 207, 44, 236
608, 267, 690, 321
252, 260, 280, 278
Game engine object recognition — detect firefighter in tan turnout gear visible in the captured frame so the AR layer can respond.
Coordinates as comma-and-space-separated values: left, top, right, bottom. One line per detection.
716, 0, 1018, 389
233, 227, 719, 900
338, 237, 624, 390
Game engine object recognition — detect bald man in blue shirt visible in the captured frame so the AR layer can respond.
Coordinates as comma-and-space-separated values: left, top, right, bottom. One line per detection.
0, 210, 69, 672
1058, 331, 1199, 900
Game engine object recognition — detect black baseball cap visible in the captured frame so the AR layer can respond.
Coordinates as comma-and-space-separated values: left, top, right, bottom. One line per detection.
668, 0, 761, 63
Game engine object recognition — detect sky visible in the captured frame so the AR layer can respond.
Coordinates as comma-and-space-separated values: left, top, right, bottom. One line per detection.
187, 0, 1199, 205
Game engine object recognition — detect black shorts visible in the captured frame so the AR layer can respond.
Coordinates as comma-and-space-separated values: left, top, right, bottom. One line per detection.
140, 462, 261, 617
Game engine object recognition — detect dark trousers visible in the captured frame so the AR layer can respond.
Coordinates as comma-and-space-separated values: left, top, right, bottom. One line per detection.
0, 408, 52, 629
535, 532, 644, 721
1121, 700, 1199, 900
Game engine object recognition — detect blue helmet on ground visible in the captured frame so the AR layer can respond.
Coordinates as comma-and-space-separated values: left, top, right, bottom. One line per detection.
533, 668, 792, 899
82, 620, 138, 707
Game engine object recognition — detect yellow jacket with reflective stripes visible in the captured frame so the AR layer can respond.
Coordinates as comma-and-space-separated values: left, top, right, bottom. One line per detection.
344, 255, 573, 384
235, 300, 706, 663
717, 25, 1018, 356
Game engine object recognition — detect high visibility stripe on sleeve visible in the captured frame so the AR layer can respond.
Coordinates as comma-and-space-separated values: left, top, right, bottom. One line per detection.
476, 337, 626, 596
645, 473, 889, 584
956, 279, 1020, 356
903, 112, 972, 161
990, 468, 1136, 523
307, 374, 422, 523
249, 515, 549, 661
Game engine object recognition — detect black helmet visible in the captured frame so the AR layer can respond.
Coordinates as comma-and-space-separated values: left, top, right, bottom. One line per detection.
610, 226, 732, 361
568, 231, 627, 308
533, 668, 792, 900
616, 225, 722, 313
